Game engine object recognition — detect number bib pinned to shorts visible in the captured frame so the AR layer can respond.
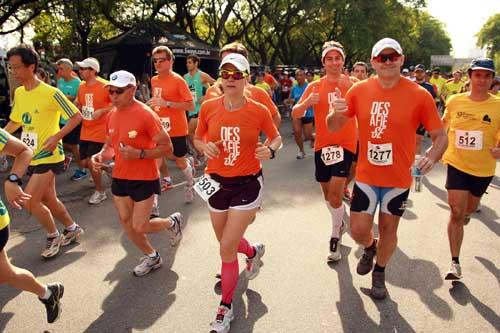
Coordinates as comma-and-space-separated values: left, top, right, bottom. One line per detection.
455, 130, 483, 150
21, 131, 38, 150
194, 174, 221, 201
82, 106, 94, 120
367, 141, 393, 166
321, 146, 344, 166
160, 117, 171, 132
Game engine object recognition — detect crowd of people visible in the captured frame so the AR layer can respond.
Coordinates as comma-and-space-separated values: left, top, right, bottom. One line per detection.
0, 37, 498, 333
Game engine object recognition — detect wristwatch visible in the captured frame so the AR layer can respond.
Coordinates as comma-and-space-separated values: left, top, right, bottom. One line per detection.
268, 147, 276, 159
6, 173, 22, 185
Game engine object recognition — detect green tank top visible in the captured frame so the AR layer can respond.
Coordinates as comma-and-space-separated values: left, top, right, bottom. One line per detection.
184, 70, 204, 116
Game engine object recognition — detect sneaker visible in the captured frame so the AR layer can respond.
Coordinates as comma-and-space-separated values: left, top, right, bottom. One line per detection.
167, 212, 184, 246
357, 239, 377, 275
343, 187, 351, 202
445, 261, 462, 280
63, 156, 72, 171
327, 237, 341, 261
70, 169, 87, 181
39, 282, 64, 323
160, 177, 174, 192
185, 183, 195, 203
463, 214, 471, 226
88, 191, 107, 205
209, 305, 234, 333
245, 243, 265, 280
60, 225, 84, 247
133, 253, 163, 277
370, 271, 388, 300
41, 235, 63, 259
296, 151, 305, 159
150, 203, 160, 218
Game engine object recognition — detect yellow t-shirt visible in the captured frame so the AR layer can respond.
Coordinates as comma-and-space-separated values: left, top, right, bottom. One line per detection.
430, 76, 446, 95
442, 93, 500, 177
443, 81, 464, 101
255, 82, 271, 93
10, 82, 80, 166
0, 128, 10, 231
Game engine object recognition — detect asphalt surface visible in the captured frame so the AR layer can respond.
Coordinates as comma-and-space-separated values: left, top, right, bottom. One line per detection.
0, 120, 499, 333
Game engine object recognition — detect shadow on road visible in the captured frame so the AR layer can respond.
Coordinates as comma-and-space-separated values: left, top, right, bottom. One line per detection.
475, 256, 500, 283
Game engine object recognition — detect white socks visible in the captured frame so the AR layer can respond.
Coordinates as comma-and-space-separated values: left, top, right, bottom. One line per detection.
41, 286, 51, 300
326, 202, 345, 238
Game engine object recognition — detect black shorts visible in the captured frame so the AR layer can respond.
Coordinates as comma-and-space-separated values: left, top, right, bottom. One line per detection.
208, 172, 264, 212
314, 147, 354, 182
416, 124, 425, 136
171, 136, 188, 158
27, 161, 65, 176
351, 182, 410, 217
62, 124, 81, 145
111, 178, 161, 202
353, 141, 359, 163
79, 140, 104, 160
0, 226, 9, 252
301, 117, 314, 125
445, 164, 493, 198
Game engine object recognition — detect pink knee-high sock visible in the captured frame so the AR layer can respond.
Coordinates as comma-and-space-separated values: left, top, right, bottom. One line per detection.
237, 238, 255, 258
221, 259, 239, 304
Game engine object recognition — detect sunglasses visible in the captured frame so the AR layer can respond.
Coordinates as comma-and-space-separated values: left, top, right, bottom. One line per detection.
153, 57, 170, 64
373, 53, 401, 63
108, 87, 128, 95
219, 70, 248, 80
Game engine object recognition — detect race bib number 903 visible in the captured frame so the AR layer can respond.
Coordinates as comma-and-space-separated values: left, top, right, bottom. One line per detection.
194, 175, 221, 201
367, 141, 393, 166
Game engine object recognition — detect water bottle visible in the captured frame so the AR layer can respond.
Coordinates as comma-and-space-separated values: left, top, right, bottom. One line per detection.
412, 155, 422, 192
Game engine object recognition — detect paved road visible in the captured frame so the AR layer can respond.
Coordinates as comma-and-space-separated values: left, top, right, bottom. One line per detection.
1, 121, 499, 332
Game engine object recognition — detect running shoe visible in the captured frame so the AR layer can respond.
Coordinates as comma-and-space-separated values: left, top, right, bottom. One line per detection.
133, 253, 163, 276
445, 261, 462, 280
327, 237, 341, 261
209, 304, 234, 333
38, 282, 64, 323
70, 169, 87, 181
88, 191, 107, 204
371, 271, 388, 300
245, 243, 265, 280
167, 212, 184, 246
185, 182, 195, 203
60, 225, 84, 246
63, 156, 72, 171
41, 235, 63, 259
357, 239, 377, 275
160, 177, 174, 192
296, 151, 305, 159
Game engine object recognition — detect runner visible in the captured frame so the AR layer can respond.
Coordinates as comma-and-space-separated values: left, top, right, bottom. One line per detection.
75, 57, 112, 204
147, 46, 195, 212
92, 70, 184, 276
292, 41, 357, 262
442, 70, 464, 102
352, 61, 369, 81
414, 64, 438, 155
193, 53, 281, 333
327, 38, 448, 299
0, 127, 64, 323
5, 45, 84, 259
441, 58, 500, 280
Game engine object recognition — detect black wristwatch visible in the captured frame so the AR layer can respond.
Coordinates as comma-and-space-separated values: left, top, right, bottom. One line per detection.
268, 147, 276, 159
139, 149, 146, 159
6, 173, 22, 185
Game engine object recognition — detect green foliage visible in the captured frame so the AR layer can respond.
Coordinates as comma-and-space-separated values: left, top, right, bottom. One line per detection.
477, 13, 500, 70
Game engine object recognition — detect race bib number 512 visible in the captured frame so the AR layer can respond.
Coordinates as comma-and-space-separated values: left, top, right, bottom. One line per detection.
194, 175, 221, 201
455, 130, 483, 150
367, 141, 393, 166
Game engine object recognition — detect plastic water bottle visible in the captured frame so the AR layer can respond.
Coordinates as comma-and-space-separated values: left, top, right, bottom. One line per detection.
412, 155, 422, 192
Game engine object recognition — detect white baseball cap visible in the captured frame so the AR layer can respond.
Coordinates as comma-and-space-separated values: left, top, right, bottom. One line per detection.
219, 53, 250, 73
371, 38, 403, 58
106, 70, 136, 88
76, 58, 100, 72
322, 46, 345, 62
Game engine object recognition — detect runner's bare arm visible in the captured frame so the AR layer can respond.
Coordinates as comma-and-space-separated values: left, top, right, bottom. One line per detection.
201, 72, 216, 85
42, 112, 83, 152
326, 89, 349, 132
292, 85, 319, 119
120, 129, 173, 160
3, 121, 22, 134
194, 138, 221, 160
419, 128, 448, 174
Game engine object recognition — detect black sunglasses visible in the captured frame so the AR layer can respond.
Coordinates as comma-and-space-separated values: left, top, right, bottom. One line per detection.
109, 87, 127, 95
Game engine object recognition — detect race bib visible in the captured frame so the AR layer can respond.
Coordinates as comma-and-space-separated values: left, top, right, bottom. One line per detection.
21, 131, 38, 150
367, 141, 393, 166
321, 146, 344, 166
160, 117, 171, 132
455, 130, 483, 150
82, 106, 94, 120
194, 174, 221, 201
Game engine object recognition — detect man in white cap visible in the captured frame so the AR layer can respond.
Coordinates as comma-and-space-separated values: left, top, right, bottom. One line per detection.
327, 37, 448, 299
75, 58, 112, 204
92, 70, 184, 276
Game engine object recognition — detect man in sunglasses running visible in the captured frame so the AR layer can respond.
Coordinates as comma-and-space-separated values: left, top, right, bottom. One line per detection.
327, 38, 448, 299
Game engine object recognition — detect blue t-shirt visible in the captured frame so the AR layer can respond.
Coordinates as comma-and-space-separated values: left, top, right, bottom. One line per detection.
290, 82, 313, 118
57, 77, 80, 125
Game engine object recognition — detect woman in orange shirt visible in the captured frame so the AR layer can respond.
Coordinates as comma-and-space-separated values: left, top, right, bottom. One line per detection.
194, 54, 281, 333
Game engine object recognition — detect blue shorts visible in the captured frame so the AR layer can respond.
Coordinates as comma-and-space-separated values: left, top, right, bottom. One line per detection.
350, 181, 410, 217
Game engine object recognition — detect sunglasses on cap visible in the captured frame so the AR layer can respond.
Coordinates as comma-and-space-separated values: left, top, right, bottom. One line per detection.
219, 70, 248, 80
108, 87, 129, 95
373, 52, 401, 63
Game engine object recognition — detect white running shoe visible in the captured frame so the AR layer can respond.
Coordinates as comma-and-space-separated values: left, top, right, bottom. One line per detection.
296, 151, 306, 159
245, 243, 265, 280
167, 212, 184, 246
209, 305, 234, 333
88, 191, 107, 204
41, 235, 63, 259
133, 253, 163, 276
185, 183, 195, 203
60, 225, 85, 246
445, 261, 462, 280
327, 237, 341, 261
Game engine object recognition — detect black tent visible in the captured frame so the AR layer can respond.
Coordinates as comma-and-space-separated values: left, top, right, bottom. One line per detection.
90, 21, 220, 80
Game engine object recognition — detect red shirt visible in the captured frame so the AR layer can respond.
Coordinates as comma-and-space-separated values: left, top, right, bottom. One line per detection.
77, 80, 111, 143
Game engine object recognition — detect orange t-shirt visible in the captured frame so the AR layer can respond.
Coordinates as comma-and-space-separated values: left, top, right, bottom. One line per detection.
77, 80, 111, 143
106, 101, 163, 180
195, 96, 279, 177
345, 77, 443, 188
295, 76, 357, 153
150, 72, 193, 137
264, 73, 276, 87
203, 84, 278, 117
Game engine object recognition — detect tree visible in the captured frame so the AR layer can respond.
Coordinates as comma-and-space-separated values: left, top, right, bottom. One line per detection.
477, 13, 500, 70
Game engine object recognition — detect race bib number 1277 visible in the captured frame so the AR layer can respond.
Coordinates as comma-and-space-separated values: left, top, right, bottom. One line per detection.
367, 141, 393, 166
